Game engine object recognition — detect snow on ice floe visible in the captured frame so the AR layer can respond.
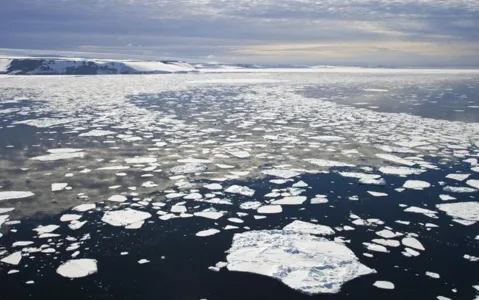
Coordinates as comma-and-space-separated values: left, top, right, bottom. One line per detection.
56, 259, 98, 278
257, 205, 283, 214
224, 224, 375, 294
101, 209, 151, 227
0, 191, 34, 201
225, 185, 255, 196
403, 180, 431, 190
436, 202, 479, 225
196, 229, 220, 237
373, 281, 395, 289
282, 220, 334, 236
262, 169, 301, 179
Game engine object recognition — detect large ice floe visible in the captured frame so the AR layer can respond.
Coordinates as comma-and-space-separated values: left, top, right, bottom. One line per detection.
223, 221, 374, 294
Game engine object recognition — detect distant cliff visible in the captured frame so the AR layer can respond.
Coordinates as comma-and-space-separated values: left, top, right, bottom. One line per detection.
0, 58, 198, 75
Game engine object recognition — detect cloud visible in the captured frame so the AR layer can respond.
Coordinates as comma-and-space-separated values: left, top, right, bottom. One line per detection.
1, 0, 479, 65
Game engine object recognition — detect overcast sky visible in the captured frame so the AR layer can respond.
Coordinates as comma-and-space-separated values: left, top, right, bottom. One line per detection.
1, 0, 478, 65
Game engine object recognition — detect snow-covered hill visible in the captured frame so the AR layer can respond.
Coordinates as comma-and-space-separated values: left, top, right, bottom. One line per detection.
0, 57, 198, 75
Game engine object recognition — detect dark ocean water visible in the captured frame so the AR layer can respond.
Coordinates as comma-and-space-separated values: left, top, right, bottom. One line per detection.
0, 167, 478, 300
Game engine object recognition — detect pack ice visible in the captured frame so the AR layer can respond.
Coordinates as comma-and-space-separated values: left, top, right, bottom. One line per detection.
224, 221, 374, 294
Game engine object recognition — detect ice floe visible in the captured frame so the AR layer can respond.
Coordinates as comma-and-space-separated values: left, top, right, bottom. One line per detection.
0, 251, 22, 265
373, 281, 395, 289
51, 183, 68, 192
271, 196, 307, 205
224, 224, 374, 294
436, 202, 479, 225
56, 259, 98, 278
0, 191, 34, 201
262, 169, 301, 179
225, 185, 255, 197
196, 229, 220, 237
257, 205, 282, 214
101, 209, 151, 227
31, 152, 85, 161
403, 180, 431, 189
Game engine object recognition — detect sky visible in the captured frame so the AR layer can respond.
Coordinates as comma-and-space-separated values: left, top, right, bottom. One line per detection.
1, 0, 479, 66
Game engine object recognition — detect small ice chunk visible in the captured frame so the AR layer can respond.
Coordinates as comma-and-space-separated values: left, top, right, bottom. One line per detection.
101, 209, 151, 227
225, 225, 239, 230
196, 229, 220, 237
0, 251, 22, 265
262, 169, 301, 179
443, 186, 476, 193
404, 206, 438, 218
426, 271, 440, 279
367, 191, 388, 197
403, 180, 430, 189
304, 159, 355, 168
436, 202, 479, 225
33, 224, 59, 234
466, 179, 479, 189
194, 211, 225, 220
12, 241, 34, 247
138, 259, 150, 264
378, 166, 424, 176
225, 185, 255, 197
373, 281, 395, 289
439, 194, 456, 201
240, 201, 262, 210
401, 237, 425, 250
204, 183, 222, 190
31, 152, 84, 161
271, 196, 307, 205
107, 195, 127, 202
363, 242, 389, 253
292, 181, 308, 188
375, 229, 397, 239
56, 259, 98, 278
0, 191, 35, 201
125, 221, 145, 229
372, 239, 400, 247
60, 214, 81, 222
125, 157, 157, 164
51, 183, 68, 192
228, 218, 244, 224
446, 174, 470, 181
257, 205, 282, 214
72, 203, 96, 212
